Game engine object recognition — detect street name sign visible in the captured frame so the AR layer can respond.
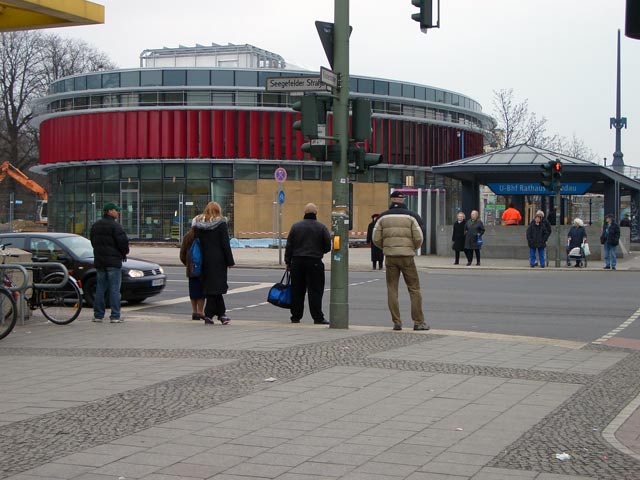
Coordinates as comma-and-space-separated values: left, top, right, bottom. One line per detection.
320, 66, 338, 89
265, 76, 330, 92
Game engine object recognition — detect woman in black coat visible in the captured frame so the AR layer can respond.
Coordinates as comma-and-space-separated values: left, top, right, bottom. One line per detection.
366, 213, 384, 270
192, 201, 235, 325
451, 211, 466, 265
567, 218, 587, 267
464, 210, 485, 266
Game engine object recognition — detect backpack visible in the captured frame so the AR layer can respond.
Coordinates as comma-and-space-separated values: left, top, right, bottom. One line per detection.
189, 237, 203, 277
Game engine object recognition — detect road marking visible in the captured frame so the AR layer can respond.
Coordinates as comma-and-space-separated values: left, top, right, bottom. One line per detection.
125, 283, 273, 311
592, 305, 640, 344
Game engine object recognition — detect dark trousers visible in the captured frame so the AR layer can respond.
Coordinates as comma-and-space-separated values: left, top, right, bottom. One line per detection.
204, 294, 226, 319
464, 249, 481, 264
290, 257, 325, 322
454, 249, 463, 264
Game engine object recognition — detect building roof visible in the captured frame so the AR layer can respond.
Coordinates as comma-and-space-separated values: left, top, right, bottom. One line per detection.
443, 144, 598, 167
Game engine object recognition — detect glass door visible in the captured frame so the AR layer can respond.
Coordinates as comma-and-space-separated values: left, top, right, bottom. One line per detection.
120, 181, 140, 239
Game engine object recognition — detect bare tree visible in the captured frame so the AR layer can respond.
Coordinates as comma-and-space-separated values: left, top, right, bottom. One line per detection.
551, 134, 598, 162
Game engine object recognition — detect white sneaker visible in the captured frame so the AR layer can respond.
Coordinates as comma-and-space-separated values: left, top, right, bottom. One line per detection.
92, 318, 103, 323
110, 318, 124, 323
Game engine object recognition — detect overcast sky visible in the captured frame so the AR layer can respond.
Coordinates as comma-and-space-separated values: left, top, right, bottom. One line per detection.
54, 0, 640, 167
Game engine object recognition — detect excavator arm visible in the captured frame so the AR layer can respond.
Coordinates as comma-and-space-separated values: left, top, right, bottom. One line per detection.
0, 161, 49, 224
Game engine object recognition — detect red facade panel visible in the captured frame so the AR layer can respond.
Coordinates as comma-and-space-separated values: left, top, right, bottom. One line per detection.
212, 110, 224, 158
125, 112, 138, 158
284, 112, 293, 159
198, 111, 211, 158
249, 111, 260, 158
237, 111, 247, 158
160, 111, 174, 158
173, 111, 187, 158
186, 111, 198, 158
261, 112, 270, 159
273, 112, 282, 159
225, 110, 236, 158
137, 112, 149, 158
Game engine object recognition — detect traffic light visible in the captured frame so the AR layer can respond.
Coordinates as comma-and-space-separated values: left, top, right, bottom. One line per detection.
552, 160, 563, 186
351, 146, 383, 173
411, 0, 433, 33
351, 98, 372, 142
292, 94, 319, 138
540, 160, 553, 191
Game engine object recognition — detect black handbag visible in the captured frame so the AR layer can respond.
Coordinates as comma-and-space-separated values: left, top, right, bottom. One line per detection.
267, 271, 292, 309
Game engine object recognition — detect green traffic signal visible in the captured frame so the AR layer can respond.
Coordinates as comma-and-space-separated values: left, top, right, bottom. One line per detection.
411, 0, 433, 32
351, 145, 383, 173
351, 98, 372, 142
292, 95, 319, 138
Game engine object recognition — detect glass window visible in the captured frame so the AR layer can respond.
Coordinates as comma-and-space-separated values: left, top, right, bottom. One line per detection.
186, 179, 209, 195
358, 78, 374, 94
103, 94, 121, 107
372, 101, 385, 113
86, 75, 101, 90
64, 78, 74, 92
389, 82, 402, 97
436, 90, 445, 102
164, 164, 185, 178
303, 165, 321, 180
374, 168, 388, 183
415, 86, 426, 100
29, 238, 65, 261
121, 93, 139, 107
75, 167, 86, 182
258, 71, 276, 87
234, 163, 257, 180
235, 70, 258, 87
121, 165, 138, 178
212, 92, 233, 105
452, 94, 459, 106
388, 103, 401, 115
444, 92, 451, 104
388, 169, 402, 184
402, 84, 415, 98
87, 166, 101, 180
212, 163, 233, 178
187, 163, 210, 179
74, 97, 89, 109
374, 81, 389, 95
414, 170, 425, 186
163, 70, 186, 86
261, 92, 282, 107
74, 76, 87, 91
348, 77, 357, 92
140, 70, 162, 86
101, 73, 120, 89
212, 70, 234, 85
187, 92, 211, 105
102, 165, 118, 181
120, 71, 140, 87
236, 92, 257, 106
140, 164, 161, 179
139, 92, 158, 106
425, 88, 436, 101
161, 92, 185, 105
259, 164, 278, 180
187, 70, 210, 85
64, 168, 75, 182
321, 165, 332, 181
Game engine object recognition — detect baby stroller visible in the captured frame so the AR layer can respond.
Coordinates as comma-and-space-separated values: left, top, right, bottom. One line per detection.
567, 242, 589, 268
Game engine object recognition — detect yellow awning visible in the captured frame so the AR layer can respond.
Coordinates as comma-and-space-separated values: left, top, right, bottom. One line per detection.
0, 0, 104, 31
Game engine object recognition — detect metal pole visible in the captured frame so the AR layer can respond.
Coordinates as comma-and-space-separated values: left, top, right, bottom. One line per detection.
555, 188, 561, 267
9, 192, 14, 233
277, 188, 283, 266
329, 0, 350, 329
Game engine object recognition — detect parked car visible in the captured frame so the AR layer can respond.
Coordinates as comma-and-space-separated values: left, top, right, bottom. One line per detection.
0, 232, 166, 306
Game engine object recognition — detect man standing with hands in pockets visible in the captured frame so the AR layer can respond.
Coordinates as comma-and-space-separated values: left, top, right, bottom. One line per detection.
373, 191, 429, 332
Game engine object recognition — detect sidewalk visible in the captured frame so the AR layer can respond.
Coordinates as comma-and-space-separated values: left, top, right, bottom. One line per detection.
129, 243, 640, 271
1, 308, 640, 478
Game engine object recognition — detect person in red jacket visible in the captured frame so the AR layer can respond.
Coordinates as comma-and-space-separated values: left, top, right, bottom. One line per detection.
501, 203, 522, 226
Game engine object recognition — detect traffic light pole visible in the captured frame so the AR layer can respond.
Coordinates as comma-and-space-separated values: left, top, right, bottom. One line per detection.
555, 187, 561, 267
329, 0, 350, 329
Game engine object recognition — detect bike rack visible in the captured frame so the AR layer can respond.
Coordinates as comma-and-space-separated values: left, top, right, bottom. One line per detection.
0, 262, 69, 325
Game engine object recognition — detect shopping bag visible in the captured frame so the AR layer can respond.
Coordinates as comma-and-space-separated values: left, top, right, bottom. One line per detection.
267, 271, 292, 309
582, 242, 590, 256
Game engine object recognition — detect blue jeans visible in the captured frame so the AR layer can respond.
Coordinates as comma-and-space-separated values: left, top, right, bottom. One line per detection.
603, 243, 617, 268
529, 247, 545, 267
94, 267, 122, 320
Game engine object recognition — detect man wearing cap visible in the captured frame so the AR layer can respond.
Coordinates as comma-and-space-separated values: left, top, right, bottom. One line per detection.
90, 203, 130, 322
372, 191, 429, 331
600, 213, 620, 270
285, 203, 331, 325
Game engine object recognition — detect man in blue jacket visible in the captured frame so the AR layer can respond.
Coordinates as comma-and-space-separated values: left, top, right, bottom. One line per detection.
90, 203, 130, 323
600, 213, 620, 270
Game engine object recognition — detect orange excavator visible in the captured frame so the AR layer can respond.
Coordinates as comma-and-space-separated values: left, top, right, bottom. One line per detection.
0, 161, 48, 224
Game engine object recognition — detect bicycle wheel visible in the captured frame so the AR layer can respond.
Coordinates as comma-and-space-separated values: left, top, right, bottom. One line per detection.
38, 273, 82, 325
0, 287, 17, 340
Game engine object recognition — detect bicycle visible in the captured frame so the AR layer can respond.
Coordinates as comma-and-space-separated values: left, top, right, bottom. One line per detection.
0, 244, 19, 339
1, 243, 83, 326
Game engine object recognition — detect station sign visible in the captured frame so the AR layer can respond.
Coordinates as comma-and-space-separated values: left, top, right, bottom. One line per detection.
487, 182, 592, 195
265, 76, 330, 92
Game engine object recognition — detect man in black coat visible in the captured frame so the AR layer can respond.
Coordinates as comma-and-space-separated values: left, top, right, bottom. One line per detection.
285, 203, 331, 325
90, 203, 129, 323
527, 213, 551, 267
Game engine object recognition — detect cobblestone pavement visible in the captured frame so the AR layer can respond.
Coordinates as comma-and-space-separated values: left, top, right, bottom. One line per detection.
0, 320, 639, 479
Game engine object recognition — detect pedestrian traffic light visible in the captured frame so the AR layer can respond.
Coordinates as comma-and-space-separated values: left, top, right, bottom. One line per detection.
411, 0, 433, 33
552, 160, 563, 186
540, 160, 553, 191
351, 98, 372, 142
292, 94, 319, 138
351, 145, 383, 173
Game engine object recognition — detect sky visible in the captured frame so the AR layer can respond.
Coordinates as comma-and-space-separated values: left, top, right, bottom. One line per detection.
52, 0, 640, 167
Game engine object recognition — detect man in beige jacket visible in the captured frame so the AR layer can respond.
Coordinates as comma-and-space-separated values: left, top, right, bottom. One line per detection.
372, 191, 429, 331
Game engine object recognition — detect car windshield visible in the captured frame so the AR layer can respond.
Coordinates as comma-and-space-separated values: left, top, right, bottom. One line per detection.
58, 236, 94, 258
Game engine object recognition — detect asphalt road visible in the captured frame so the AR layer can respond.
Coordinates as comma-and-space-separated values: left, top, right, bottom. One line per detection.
124, 266, 640, 344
